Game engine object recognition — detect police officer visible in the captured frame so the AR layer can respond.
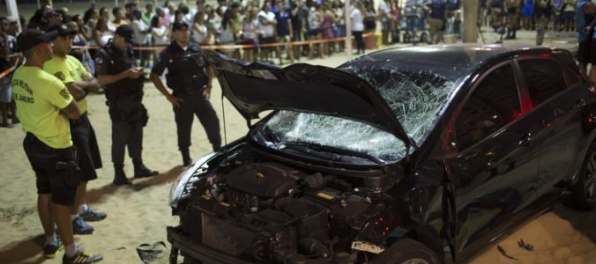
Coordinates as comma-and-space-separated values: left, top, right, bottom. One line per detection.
13, 28, 103, 263
425, 0, 448, 44
489, 0, 506, 31
150, 21, 221, 166
95, 25, 158, 186
505, 0, 521, 39
534, 0, 551, 45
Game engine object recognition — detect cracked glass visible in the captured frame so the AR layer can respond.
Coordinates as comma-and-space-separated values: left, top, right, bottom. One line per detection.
262, 62, 460, 163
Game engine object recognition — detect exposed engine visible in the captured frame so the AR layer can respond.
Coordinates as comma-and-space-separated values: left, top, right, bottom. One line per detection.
177, 160, 394, 263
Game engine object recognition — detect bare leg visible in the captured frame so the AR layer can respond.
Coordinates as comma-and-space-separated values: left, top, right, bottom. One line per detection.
53, 203, 75, 247
38, 194, 55, 237
71, 182, 87, 215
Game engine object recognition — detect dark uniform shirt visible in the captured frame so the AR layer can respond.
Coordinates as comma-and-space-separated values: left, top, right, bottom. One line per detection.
151, 42, 209, 97
94, 41, 145, 123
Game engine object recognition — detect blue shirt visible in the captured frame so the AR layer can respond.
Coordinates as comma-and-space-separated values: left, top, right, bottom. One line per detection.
276, 9, 291, 37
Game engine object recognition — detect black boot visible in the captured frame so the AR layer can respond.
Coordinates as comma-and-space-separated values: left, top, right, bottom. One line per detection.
181, 149, 192, 166
212, 142, 222, 152
133, 159, 159, 178
113, 164, 131, 186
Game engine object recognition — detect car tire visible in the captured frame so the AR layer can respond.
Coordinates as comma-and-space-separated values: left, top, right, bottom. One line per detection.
565, 141, 596, 211
372, 238, 439, 264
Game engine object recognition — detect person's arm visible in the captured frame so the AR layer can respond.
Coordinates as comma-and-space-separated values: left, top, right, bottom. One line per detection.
97, 68, 142, 85
76, 72, 102, 93
150, 72, 183, 107
64, 82, 87, 101
61, 100, 81, 120
203, 65, 214, 99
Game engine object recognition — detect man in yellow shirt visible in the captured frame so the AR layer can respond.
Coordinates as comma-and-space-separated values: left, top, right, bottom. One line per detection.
43, 24, 106, 237
13, 28, 102, 263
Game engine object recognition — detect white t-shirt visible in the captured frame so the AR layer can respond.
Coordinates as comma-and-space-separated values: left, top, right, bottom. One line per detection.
258, 10, 276, 37
192, 23, 208, 44
152, 26, 170, 46
350, 8, 364, 32
132, 19, 148, 45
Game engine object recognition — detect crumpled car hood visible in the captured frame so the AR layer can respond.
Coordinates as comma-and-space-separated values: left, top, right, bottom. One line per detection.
205, 51, 413, 149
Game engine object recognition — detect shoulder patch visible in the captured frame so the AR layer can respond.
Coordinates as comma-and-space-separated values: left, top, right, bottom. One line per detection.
54, 72, 66, 81
59, 88, 71, 100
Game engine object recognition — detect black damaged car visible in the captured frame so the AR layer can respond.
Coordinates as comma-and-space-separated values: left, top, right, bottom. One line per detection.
166, 45, 596, 264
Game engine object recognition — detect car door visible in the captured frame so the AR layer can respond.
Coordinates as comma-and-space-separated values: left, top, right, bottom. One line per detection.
514, 57, 589, 199
441, 61, 540, 256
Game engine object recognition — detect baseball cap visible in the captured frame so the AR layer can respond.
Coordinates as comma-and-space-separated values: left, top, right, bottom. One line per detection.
172, 21, 189, 32
46, 24, 77, 37
115, 24, 134, 42
17, 29, 58, 52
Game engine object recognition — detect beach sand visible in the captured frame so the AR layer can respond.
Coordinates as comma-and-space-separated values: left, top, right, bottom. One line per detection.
0, 4, 594, 259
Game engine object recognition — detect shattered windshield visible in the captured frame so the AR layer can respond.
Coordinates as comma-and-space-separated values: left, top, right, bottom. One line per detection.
261, 63, 460, 163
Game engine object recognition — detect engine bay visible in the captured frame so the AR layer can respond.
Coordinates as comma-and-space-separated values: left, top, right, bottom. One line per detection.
174, 145, 402, 263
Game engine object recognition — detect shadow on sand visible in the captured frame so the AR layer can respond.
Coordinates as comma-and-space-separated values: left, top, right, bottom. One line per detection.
553, 202, 596, 244
0, 166, 184, 263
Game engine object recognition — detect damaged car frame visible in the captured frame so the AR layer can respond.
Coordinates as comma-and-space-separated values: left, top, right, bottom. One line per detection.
167, 45, 596, 264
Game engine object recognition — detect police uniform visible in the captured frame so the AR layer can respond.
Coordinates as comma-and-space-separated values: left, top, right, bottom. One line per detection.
490, 0, 506, 29
151, 22, 221, 166
534, 0, 551, 45
506, 0, 521, 39
95, 25, 157, 185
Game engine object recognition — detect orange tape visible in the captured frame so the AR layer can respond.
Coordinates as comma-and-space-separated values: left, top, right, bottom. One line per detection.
0, 56, 21, 80
72, 33, 372, 51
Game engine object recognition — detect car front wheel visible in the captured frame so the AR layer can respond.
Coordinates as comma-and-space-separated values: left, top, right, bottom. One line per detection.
566, 141, 596, 211
372, 238, 439, 264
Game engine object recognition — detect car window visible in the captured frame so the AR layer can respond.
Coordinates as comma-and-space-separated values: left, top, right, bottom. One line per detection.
454, 63, 521, 151
518, 59, 567, 107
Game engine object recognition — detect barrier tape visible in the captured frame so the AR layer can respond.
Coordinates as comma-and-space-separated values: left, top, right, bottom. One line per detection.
0, 56, 21, 80
73, 33, 373, 51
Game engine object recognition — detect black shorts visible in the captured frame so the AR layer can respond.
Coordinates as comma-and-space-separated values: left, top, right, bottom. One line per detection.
589, 39, 596, 65
23, 133, 81, 206
70, 113, 102, 181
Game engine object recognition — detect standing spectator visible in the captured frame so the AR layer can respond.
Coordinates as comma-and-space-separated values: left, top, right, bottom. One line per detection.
426, 0, 447, 44
108, 7, 128, 33
150, 21, 221, 165
125, 3, 138, 23
43, 24, 106, 236
220, 3, 241, 59
93, 17, 113, 47
99, 7, 110, 21
305, 3, 324, 59
143, 3, 155, 27
46, 10, 63, 27
290, 0, 307, 60
151, 16, 170, 49
132, 9, 149, 68
521, 0, 535, 30
534, 0, 551, 45
378, 0, 391, 45
351, 2, 365, 55
506, 0, 521, 39
205, 5, 219, 45
95, 25, 159, 185
276, 1, 295, 64
13, 28, 103, 264
562, 0, 577, 31
0, 17, 18, 128
192, 11, 209, 45
333, 0, 346, 51
320, 3, 335, 56
239, 8, 258, 62
258, 2, 278, 62
68, 20, 95, 73
577, 0, 595, 74
489, 0, 506, 31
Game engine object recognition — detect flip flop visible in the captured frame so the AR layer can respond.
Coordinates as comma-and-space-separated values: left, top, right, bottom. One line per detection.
136, 241, 167, 264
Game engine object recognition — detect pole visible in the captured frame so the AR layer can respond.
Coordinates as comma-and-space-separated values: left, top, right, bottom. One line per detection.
462, 0, 478, 43
6, 0, 20, 32
345, 0, 352, 60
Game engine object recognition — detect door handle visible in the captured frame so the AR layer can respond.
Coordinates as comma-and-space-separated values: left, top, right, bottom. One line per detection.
518, 133, 532, 147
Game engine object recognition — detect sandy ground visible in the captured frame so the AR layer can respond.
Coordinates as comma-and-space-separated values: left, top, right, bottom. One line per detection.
0, 2, 594, 262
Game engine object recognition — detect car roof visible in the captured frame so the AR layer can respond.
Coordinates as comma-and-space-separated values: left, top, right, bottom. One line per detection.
345, 44, 562, 74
